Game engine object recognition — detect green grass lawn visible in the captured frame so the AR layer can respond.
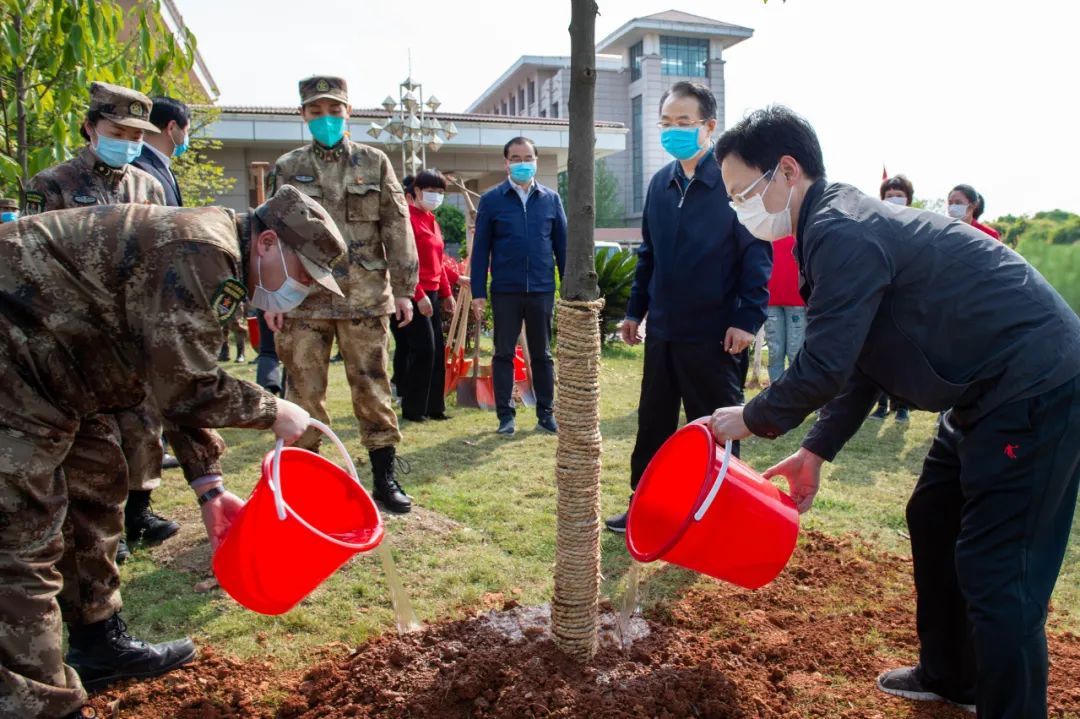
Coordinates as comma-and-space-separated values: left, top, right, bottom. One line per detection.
119, 343, 1080, 669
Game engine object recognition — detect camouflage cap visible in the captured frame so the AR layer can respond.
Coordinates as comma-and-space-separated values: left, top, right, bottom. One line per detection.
255, 184, 346, 296
299, 76, 349, 106
0, 198, 18, 211
89, 81, 159, 132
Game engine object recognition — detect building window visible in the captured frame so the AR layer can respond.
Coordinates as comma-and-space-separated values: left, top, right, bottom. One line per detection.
502, 100, 508, 114
631, 95, 643, 212
660, 35, 709, 77
528, 80, 536, 105
539, 109, 547, 118
629, 41, 643, 82
551, 101, 559, 119
510, 96, 516, 115
518, 88, 525, 114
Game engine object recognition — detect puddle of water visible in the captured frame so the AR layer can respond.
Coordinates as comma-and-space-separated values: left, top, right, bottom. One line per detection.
375, 542, 422, 633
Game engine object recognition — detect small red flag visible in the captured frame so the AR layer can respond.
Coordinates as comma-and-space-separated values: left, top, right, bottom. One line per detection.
882, 164, 888, 181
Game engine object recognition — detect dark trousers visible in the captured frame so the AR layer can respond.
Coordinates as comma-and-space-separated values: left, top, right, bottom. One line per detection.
907, 376, 1080, 718
629, 337, 747, 490
390, 291, 445, 419
491, 292, 555, 421
255, 309, 283, 396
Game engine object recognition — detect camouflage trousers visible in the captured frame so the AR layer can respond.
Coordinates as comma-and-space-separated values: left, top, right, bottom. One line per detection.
117, 398, 163, 492
276, 317, 401, 451
0, 411, 127, 718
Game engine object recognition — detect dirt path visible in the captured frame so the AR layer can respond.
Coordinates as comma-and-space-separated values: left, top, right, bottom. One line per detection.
89, 532, 1080, 718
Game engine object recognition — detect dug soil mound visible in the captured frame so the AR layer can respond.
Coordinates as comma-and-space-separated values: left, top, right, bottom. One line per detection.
90, 532, 1080, 718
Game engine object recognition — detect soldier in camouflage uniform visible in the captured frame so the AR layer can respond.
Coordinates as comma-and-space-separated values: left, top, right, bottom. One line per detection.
23, 82, 182, 568
0, 186, 343, 719
268, 75, 419, 514
0, 198, 18, 223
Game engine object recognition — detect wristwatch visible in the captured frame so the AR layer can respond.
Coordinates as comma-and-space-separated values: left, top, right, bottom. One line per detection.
197, 486, 226, 506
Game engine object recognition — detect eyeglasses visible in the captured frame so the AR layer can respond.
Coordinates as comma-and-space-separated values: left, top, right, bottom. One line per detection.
656, 120, 707, 130
729, 168, 775, 207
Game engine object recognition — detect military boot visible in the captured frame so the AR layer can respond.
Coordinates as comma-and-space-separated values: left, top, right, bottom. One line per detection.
65, 613, 196, 692
369, 446, 412, 514
116, 535, 130, 564
124, 490, 179, 545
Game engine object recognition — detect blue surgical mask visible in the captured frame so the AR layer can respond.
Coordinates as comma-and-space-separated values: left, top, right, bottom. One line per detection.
509, 161, 536, 183
308, 115, 346, 147
93, 135, 143, 168
1, 211, 17, 223
660, 126, 704, 161
171, 127, 190, 158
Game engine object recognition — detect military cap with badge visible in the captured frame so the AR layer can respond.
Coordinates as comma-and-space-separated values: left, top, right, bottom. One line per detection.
299, 75, 351, 150
88, 81, 159, 170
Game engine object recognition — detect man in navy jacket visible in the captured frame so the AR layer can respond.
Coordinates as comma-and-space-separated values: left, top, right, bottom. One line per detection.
471, 137, 567, 435
133, 96, 187, 208
605, 82, 772, 532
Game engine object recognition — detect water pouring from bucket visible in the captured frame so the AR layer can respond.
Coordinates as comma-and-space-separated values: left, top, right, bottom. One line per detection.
625, 418, 799, 590
213, 419, 385, 615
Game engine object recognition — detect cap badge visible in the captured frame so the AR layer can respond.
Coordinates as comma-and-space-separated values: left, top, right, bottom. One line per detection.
316, 79, 330, 92
129, 102, 144, 117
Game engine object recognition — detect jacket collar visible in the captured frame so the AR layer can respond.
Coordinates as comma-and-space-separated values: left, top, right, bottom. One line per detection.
796, 178, 827, 241
665, 147, 721, 189
500, 177, 546, 198
78, 146, 128, 185
311, 139, 348, 162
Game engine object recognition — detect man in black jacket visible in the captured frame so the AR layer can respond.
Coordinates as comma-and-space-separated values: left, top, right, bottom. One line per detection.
133, 96, 187, 208
709, 106, 1080, 719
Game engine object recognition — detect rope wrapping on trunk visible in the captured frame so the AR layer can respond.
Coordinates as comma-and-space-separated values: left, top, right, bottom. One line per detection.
551, 297, 605, 662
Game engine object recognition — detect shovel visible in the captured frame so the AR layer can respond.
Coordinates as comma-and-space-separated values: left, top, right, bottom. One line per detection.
457, 322, 496, 411
443, 284, 472, 396
515, 323, 537, 407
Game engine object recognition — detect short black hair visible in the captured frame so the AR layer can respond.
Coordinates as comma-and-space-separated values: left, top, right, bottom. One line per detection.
404, 169, 447, 197
503, 136, 537, 158
714, 106, 826, 181
80, 109, 106, 142
951, 184, 985, 219
880, 175, 914, 204
149, 96, 190, 132
659, 81, 717, 121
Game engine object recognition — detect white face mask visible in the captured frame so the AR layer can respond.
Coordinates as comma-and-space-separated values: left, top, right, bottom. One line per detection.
420, 191, 444, 212
251, 244, 312, 313
884, 195, 908, 206
947, 203, 969, 219
730, 163, 793, 242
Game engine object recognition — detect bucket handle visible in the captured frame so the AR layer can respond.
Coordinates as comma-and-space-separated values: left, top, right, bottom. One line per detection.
270, 419, 361, 522
693, 438, 733, 522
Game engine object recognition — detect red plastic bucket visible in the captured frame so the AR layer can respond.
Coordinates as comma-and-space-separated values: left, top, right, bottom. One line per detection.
626, 418, 799, 589
213, 420, 384, 614
247, 316, 260, 352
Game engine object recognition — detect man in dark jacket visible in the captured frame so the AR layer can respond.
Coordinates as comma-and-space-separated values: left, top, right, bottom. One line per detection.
605, 82, 772, 533
133, 96, 187, 208
710, 106, 1080, 719
471, 136, 567, 435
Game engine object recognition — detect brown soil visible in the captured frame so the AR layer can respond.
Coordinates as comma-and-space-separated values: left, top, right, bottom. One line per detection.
89, 532, 1080, 718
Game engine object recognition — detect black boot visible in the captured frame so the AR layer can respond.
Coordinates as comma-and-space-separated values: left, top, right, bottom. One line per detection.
116, 535, 130, 565
125, 490, 180, 545
369, 446, 412, 514
65, 613, 196, 692
217, 341, 229, 362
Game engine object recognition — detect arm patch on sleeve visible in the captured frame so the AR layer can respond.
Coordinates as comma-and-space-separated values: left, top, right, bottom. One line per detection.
23, 190, 45, 215
210, 278, 247, 324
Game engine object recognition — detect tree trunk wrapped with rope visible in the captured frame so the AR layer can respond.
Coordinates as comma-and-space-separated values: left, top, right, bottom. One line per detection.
552, 0, 603, 663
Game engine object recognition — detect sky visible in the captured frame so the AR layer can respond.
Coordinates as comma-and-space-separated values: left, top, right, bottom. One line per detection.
177, 0, 1078, 220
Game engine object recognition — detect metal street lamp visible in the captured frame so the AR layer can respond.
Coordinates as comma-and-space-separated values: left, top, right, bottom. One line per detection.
368, 75, 456, 178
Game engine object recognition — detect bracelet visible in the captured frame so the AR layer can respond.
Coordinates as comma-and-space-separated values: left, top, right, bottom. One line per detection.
197, 486, 226, 506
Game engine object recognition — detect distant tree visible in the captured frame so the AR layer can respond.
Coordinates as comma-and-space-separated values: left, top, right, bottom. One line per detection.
0, 0, 194, 197
558, 159, 626, 228
172, 101, 234, 207
434, 203, 467, 246
911, 197, 944, 214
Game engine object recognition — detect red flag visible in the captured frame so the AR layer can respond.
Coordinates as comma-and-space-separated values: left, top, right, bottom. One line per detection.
882, 164, 888, 181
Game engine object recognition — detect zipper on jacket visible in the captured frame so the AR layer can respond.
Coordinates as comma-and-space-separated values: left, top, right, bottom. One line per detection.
523, 192, 530, 293
677, 177, 696, 208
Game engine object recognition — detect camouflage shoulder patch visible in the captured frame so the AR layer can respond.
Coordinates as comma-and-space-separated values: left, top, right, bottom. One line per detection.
23, 190, 45, 215
210, 278, 246, 324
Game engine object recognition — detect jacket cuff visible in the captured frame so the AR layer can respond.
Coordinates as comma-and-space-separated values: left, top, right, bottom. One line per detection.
731, 308, 765, 335
253, 393, 278, 430
800, 433, 840, 463
742, 394, 782, 440
183, 457, 225, 484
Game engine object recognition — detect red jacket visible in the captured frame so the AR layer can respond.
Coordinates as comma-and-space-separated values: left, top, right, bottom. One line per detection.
409, 204, 452, 302
767, 235, 805, 307
972, 220, 1001, 241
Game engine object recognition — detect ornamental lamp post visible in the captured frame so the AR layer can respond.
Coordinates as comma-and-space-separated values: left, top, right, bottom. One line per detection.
368, 76, 458, 179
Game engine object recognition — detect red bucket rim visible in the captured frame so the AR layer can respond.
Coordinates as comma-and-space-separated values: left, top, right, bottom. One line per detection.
626, 423, 720, 563
260, 447, 384, 552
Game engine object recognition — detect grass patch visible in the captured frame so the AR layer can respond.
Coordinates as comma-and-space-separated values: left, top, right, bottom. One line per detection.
119, 344, 1080, 666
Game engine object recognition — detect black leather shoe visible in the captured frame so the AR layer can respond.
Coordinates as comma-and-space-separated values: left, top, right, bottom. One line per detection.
125, 490, 180, 545
428, 413, 452, 421
370, 447, 412, 514
497, 417, 516, 435
116, 536, 130, 565
402, 413, 427, 423
161, 453, 181, 470
536, 415, 558, 434
66, 613, 196, 692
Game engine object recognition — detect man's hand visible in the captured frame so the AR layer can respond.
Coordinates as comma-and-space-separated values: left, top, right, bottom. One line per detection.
763, 448, 826, 513
201, 489, 245, 551
272, 397, 310, 444
442, 295, 456, 315
417, 295, 434, 318
709, 406, 751, 444
724, 327, 755, 354
395, 297, 414, 327
620, 319, 642, 346
265, 311, 285, 332
471, 298, 487, 319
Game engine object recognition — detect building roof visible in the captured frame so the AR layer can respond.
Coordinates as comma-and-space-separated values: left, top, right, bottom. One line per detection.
596, 9, 753, 54
208, 105, 624, 129
465, 55, 623, 114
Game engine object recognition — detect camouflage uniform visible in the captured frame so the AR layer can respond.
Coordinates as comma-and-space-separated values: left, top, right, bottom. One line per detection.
269, 76, 418, 451
0, 192, 345, 718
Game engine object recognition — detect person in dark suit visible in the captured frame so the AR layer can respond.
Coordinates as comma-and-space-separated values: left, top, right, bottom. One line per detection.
133, 96, 187, 208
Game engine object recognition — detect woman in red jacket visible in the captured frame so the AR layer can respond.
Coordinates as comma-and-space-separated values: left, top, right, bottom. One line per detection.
764, 234, 806, 383
391, 170, 456, 421
948, 184, 1001, 240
